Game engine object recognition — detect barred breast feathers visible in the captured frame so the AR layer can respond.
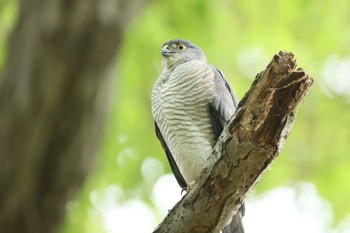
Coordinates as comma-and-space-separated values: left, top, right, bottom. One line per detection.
152, 60, 217, 129
152, 60, 218, 182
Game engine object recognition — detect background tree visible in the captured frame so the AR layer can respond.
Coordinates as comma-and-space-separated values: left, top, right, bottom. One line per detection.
0, 0, 146, 232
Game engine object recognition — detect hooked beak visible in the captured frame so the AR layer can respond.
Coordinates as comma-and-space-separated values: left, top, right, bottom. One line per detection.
161, 46, 174, 57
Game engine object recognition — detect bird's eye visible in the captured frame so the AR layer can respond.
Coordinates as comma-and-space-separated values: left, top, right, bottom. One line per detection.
178, 44, 185, 50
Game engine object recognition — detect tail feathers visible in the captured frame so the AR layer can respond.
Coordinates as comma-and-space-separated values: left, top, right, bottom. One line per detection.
222, 207, 244, 233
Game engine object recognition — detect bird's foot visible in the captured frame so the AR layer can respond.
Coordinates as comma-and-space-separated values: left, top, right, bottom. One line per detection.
181, 180, 196, 195
187, 180, 196, 192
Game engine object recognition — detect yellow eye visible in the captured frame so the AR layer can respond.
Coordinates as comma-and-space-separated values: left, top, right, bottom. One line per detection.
178, 44, 185, 50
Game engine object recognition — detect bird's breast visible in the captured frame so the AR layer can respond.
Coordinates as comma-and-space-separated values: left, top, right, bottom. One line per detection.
152, 61, 217, 183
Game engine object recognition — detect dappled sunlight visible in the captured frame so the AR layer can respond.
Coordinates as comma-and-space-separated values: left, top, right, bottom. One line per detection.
117, 147, 138, 169
245, 183, 335, 233
237, 46, 270, 79
320, 55, 350, 103
91, 181, 350, 233
152, 174, 182, 215
98, 180, 349, 233
338, 215, 350, 233
90, 185, 155, 233
141, 157, 165, 183
101, 199, 154, 233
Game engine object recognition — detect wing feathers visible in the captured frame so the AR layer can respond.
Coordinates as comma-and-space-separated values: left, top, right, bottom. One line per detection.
209, 66, 238, 139
155, 122, 187, 189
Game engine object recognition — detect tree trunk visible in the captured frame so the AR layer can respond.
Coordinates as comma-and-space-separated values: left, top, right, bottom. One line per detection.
0, 1, 146, 233
153, 51, 313, 233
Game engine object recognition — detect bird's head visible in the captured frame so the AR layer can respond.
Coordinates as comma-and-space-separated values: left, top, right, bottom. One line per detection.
160, 39, 206, 70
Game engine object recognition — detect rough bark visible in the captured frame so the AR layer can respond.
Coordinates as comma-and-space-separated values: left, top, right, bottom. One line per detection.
0, 1, 146, 233
153, 51, 314, 233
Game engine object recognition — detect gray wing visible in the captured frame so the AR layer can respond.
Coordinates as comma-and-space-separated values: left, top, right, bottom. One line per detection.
209, 65, 238, 139
208, 67, 245, 232
222, 209, 245, 233
155, 122, 187, 189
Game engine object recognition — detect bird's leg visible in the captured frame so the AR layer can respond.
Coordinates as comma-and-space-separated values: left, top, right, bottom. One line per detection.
187, 180, 196, 192
181, 180, 196, 195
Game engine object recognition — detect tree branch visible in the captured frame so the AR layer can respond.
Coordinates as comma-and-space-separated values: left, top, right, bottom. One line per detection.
153, 51, 314, 233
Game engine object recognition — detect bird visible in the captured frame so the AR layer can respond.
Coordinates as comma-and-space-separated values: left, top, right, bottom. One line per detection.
151, 39, 244, 233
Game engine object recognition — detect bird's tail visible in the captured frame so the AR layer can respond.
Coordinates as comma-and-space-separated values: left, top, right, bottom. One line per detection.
222, 206, 245, 233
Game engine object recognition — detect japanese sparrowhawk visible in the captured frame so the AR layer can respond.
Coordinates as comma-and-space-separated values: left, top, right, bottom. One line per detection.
152, 39, 244, 233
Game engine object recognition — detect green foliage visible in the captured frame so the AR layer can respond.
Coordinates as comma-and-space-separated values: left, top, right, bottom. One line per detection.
0, 0, 18, 71
1, 0, 350, 232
